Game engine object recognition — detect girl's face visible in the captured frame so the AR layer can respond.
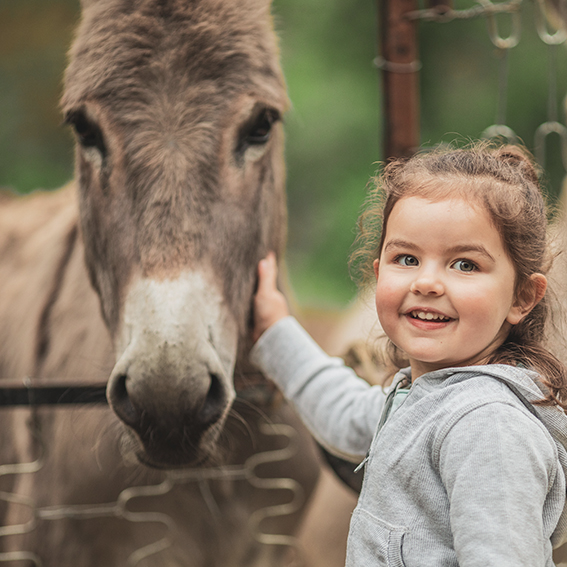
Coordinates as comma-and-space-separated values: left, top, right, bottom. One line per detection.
374, 195, 531, 379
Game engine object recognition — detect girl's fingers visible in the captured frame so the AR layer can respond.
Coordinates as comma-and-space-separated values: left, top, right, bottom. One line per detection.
253, 252, 289, 342
258, 252, 278, 293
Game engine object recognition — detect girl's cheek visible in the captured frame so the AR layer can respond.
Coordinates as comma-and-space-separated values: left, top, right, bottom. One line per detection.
375, 289, 398, 323
376, 273, 405, 298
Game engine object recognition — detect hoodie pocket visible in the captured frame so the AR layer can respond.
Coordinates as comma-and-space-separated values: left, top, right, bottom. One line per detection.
345, 508, 407, 567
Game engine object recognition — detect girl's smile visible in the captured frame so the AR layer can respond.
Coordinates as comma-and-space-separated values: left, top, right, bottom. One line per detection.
405, 308, 454, 329
374, 195, 530, 379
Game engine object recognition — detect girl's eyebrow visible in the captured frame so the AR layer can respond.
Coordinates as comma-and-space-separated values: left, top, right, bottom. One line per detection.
383, 239, 495, 262
448, 244, 496, 262
383, 239, 420, 253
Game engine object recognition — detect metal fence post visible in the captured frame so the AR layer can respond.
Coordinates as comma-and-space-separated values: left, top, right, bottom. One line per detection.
378, 0, 421, 159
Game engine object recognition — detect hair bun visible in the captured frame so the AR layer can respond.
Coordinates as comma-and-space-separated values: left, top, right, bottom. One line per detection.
495, 145, 540, 184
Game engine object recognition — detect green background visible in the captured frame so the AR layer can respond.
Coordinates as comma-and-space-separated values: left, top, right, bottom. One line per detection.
1, 0, 565, 307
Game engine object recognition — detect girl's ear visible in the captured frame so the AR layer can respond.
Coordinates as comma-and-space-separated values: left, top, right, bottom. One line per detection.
506, 273, 547, 325
373, 259, 380, 280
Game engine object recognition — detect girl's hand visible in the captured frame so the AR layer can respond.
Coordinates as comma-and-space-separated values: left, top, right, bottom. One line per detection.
253, 252, 290, 343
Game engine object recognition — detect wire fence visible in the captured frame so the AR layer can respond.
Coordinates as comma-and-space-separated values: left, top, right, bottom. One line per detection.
413, 0, 567, 192
0, 409, 306, 566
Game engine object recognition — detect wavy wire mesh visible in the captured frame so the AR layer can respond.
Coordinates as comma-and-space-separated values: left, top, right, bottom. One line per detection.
409, 0, 567, 186
0, 415, 305, 567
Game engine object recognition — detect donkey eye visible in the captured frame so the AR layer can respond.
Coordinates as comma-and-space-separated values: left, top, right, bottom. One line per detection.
246, 108, 279, 145
65, 110, 107, 157
236, 107, 281, 159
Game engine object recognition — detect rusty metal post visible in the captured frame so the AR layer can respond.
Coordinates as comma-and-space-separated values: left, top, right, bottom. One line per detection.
378, 0, 420, 159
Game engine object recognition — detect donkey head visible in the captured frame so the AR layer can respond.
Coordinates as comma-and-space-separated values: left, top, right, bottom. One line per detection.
62, 0, 288, 467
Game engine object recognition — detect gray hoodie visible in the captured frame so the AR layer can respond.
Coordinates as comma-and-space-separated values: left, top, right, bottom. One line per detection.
250, 317, 567, 567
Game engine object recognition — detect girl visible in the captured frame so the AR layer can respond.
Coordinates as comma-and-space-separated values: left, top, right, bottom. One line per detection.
250, 143, 567, 567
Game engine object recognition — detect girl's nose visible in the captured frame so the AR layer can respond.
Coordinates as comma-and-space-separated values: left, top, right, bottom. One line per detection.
410, 270, 445, 296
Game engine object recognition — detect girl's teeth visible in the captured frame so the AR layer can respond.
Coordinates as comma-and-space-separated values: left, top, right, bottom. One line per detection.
411, 311, 449, 321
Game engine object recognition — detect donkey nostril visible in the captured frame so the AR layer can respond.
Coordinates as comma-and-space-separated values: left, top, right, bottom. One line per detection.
108, 373, 138, 426
198, 373, 226, 426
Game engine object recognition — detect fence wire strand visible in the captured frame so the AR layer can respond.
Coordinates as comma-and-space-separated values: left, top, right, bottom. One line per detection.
406, 0, 522, 23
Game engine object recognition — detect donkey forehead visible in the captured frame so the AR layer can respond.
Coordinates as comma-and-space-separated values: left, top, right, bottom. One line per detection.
63, 0, 287, 112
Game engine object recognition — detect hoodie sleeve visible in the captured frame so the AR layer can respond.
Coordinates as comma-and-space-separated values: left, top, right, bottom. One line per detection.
250, 316, 387, 461
437, 401, 558, 567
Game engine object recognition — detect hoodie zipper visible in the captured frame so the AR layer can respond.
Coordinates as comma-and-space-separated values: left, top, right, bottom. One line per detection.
354, 375, 411, 473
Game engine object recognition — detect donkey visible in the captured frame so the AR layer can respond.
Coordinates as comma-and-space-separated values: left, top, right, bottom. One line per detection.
0, 0, 345, 564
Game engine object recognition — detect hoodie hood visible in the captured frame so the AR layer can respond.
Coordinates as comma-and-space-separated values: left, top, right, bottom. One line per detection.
440, 364, 567, 547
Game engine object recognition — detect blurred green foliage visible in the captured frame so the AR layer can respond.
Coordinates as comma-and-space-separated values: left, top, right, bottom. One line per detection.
1, 0, 566, 306
0, 0, 78, 191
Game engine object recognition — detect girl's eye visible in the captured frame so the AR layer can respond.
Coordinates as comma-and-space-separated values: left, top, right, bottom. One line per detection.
396, 254, 419, 267
453, 259, 477, 272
